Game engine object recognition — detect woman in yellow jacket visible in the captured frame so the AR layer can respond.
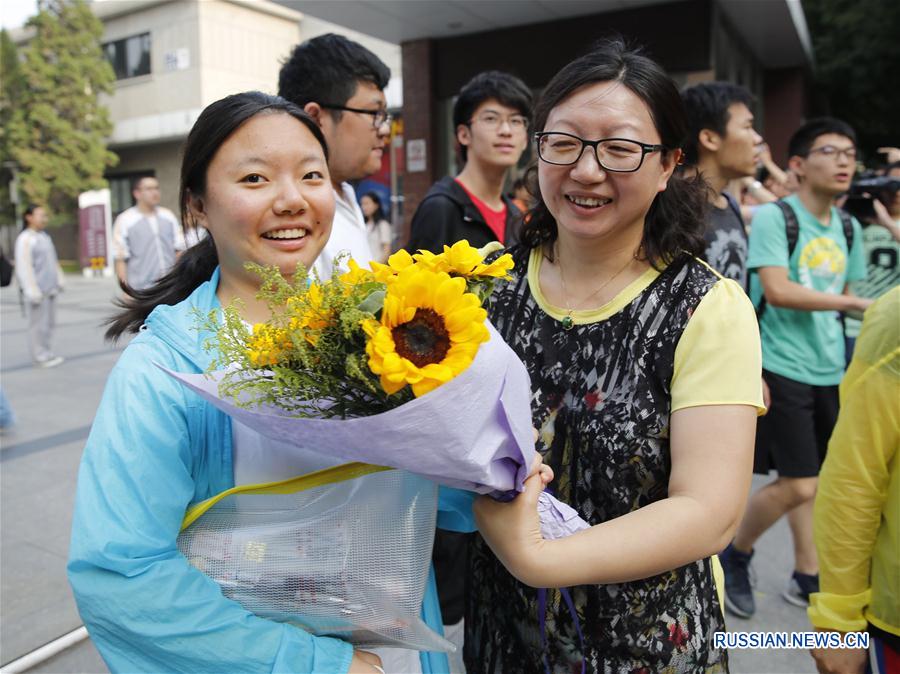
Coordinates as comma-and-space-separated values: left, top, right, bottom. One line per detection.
808, 286, 900, 674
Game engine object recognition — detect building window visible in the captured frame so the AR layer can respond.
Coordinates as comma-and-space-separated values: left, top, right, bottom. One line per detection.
107, 171, 154, 218
104, 33, 151, 80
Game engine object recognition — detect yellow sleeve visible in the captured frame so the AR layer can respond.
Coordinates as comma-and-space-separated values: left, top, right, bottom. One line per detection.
808, 288, 900, 633
671, 278, 765, 413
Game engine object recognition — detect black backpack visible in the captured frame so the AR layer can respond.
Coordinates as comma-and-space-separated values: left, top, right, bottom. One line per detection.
0, 247, 12, 287
754, 200, 855, 319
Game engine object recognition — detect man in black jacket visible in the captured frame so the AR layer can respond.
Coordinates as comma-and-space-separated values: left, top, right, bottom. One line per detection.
406, 71, 532, 254
406, 70, 532, 672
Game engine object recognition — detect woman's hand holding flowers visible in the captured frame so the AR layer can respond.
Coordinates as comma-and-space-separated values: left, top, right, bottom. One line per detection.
474, 455, 555, 588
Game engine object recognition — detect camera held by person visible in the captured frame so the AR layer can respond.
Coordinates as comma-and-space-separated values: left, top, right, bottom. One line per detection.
843, 172, 900, 222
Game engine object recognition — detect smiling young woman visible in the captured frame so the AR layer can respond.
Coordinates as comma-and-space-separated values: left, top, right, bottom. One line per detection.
466, 40, 766, 673
69, 92, 455, 674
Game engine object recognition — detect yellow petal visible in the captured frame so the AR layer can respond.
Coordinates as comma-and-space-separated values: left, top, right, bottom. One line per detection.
433, 276, 468, 314
380, 374, 407, 395
387, 249, 415, 271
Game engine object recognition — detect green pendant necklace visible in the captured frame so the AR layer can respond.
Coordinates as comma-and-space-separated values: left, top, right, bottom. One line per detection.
557, 252, 634, 331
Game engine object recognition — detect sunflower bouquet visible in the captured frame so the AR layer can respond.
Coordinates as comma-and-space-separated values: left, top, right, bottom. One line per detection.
205, 239, 514, 418
167, 239, 588, 651
172, 238, 588, 531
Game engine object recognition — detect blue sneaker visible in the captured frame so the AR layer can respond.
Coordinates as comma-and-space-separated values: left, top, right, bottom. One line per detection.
720, 543, 755, 618
783, 571, 818, 607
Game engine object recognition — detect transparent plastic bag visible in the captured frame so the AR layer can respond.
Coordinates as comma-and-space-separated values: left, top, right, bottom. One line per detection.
177, 464, 455, 652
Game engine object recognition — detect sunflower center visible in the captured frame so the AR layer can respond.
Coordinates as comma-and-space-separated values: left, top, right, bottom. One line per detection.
392, 308, 451, 367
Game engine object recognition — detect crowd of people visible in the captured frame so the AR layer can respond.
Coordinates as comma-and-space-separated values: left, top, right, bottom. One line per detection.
1, 27, 896, 674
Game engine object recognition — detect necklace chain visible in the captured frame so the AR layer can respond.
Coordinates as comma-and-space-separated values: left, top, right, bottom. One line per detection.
556, 248, 634, 330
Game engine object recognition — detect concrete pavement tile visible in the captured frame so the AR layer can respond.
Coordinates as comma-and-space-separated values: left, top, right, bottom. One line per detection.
726, 474, 817, 674
0, 541, 81, 662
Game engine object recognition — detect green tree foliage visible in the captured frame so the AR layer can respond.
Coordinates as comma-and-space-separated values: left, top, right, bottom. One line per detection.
0, 30, 27, 224
7, 0, 118, 225
804, 0, 900, 162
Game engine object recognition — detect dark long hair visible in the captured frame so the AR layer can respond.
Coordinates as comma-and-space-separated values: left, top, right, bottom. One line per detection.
521, 39, 707, 268
105, 91, 328, 341
22, 204, 41, 231
361, 191, 386, 224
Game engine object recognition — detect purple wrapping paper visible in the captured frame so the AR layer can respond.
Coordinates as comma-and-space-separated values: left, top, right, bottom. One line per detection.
163, 322, 589, 540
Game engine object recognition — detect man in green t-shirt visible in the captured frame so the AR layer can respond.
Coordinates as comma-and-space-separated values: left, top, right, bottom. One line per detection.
720, 118, 871, 620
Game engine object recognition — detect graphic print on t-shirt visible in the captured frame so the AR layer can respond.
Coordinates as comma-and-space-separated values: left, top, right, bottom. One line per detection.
797, 236, 846, 293
705, 226, 748, 286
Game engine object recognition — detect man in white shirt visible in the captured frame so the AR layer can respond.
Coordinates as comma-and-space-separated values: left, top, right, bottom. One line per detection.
112, 176, 186, 292
279, 34, 391, 280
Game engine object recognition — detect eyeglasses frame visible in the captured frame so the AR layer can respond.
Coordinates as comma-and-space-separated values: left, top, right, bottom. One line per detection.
467, 113, 530, 131
804, 145, 858, 161
319, 103, 392, 129
534, 131, 667, 173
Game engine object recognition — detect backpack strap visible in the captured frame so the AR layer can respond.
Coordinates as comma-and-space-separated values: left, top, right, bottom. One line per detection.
836, 208, 855, 255
756, 200, 800, 320
722, 191, 747, 240
835, 208, 856, 337
775, 200, 801, 258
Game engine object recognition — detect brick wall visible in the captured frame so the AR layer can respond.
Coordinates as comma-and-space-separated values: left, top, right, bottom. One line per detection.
763, 67, 808, 166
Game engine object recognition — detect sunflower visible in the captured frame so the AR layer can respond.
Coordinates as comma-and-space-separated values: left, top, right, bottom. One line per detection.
370, 249, 415, 284
339, 258, 374, 287
413, 240, 514, 279
363, 265, 489, 397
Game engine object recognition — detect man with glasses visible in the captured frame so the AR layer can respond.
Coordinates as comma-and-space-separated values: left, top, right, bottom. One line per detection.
405, 70, 531, 673
279, 34, 391, 279
113, 176, 186, 293
721, 118, 871, 620
406, 71, 532, 255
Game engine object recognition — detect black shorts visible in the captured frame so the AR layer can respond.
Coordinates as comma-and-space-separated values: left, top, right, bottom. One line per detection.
753, 370, 839, 478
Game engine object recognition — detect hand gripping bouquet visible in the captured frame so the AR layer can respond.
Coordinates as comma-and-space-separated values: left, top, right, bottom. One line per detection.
169, 241, 588, 651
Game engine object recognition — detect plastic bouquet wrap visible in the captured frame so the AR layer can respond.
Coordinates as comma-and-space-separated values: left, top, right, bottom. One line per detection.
168, 241, 589, 650
176, 465, 451, 651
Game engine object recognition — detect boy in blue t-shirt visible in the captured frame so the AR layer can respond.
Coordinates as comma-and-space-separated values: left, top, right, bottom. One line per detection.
720, 118, 870, 620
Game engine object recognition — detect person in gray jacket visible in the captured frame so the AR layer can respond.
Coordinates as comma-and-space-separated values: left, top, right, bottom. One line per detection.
14, 205, 65, 368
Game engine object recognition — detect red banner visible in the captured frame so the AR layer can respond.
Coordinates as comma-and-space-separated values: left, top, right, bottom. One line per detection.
78, 204, 107, 270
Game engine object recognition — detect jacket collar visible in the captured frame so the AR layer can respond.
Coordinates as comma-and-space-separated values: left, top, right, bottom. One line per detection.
143, 267, 221, 370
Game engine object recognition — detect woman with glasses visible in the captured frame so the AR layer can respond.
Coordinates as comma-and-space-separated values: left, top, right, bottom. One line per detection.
465, 40, 765, 672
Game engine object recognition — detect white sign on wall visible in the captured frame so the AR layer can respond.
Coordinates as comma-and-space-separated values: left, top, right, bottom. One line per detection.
164, 48, 190, 72
407, 139, 427, 173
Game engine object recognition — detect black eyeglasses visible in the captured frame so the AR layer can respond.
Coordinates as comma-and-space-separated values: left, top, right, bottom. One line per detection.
320, 104, 392, 129
534, 132, 666, 172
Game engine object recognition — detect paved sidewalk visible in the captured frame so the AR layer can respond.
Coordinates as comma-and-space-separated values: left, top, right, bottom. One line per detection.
1, 274, 120, 672
727, 476, 818, 674
1, 275, 816, 673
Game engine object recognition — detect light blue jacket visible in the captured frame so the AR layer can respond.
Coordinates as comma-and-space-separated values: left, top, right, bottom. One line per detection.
68, 269, 475, 673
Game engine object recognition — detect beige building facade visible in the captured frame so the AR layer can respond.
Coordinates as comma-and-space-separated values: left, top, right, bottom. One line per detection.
94, 0, 400, 218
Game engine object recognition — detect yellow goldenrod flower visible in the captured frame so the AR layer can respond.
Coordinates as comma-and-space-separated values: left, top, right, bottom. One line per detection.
246, 323, 291, 367
287, 283, 330, 346
363, 265, 489, 397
